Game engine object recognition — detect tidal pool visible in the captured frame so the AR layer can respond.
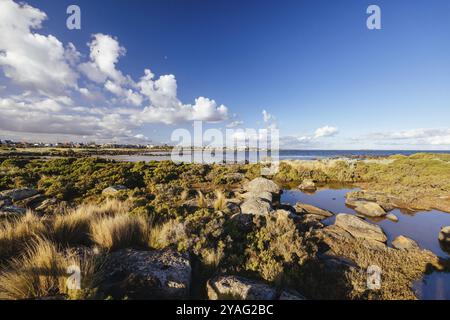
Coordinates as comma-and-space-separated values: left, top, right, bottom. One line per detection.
281, 187, 450, 300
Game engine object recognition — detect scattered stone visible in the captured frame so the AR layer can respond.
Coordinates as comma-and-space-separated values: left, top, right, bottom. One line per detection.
102, 185, 128, 195
0, 188, 38, 201
101, 249, 191, 299
207, 275, 276, 300
240, 198, 272, 216
278, 290, 306, 300
295, 202, 333, 218
392, 235, 419, 251
298, 179, 316, 191
335, 214, 387, 243
245, 177, 281, 195
349, 200, 386, 217
386, 213, 399, 222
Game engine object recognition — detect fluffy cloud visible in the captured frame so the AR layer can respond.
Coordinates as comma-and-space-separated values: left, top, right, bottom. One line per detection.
314, 126, 339, 138
0, 0, 230, 142
0, 0, 78, 95
367, 128, 450, 146
136, 69, 228, 124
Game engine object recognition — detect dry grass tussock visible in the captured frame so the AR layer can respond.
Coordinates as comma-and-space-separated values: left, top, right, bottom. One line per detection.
52, 199, 131, 246
90, 214, 149, 251
0, 211, 47, 259
148, 218, 186, 250
0, 237, 103, 300
213, 190, 227, 211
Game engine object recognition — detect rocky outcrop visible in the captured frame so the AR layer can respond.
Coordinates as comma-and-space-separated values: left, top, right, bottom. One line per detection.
15, 194, 46, 209
347, 200, 386, 217
438, 226, 450, 247
0, 188, 38, 201
298, 179, 316, 191
240, 198, 272, 216
335, 214, 387, 243
101, 249, 191, 299
345, 191, 396, 212
245, 177, 281, 195
207, 275, 276, 300
392, 235, 419, 251
102, 185, 127, 195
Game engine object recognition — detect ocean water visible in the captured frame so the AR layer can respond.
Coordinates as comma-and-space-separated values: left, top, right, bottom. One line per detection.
103, 149, 450, 163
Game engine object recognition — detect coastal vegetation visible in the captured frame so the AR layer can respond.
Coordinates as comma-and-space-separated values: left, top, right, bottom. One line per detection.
0, 153, 449, 300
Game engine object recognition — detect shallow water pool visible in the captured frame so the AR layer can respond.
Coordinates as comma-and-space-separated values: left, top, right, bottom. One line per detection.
281, 187, 450, 300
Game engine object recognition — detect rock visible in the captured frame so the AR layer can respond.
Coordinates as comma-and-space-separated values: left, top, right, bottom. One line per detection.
230, 213, 254, 230
241, 191, 273, 203
245, 177, 281, 195
223, 173, 245, 183
298, 179, 316, 191
35, 198, 59, 213
273, 209, 296, 220
15, 194, 46, 209
102, 185, 128, 195
207, 275, 276, 300
240, 198, 272, 216
0, 197, 12, 208
101, 249, 191, 299
335, 214, 387, 243
278, 290, 305, 300
392, 235, 419, 250
0, 205, 26, 217
438, 226, 450, 244
349, 201, 386, 217
295, 202, 333, 218
0, 188, 38, 201
345, 191, 396, 211
386, 213, 399, 222
225, 201, 241, 214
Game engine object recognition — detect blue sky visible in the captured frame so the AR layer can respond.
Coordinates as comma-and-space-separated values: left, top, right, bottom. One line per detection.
1, 0, 450, 149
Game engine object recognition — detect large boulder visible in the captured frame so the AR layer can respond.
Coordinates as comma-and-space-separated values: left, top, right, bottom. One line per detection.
348, 200, 386, 217
392, 235, 419, 251
295, 202, 333, 218
207, 275, 276, 300
438, 226, 450, 245
101, 249, 191, 299
240, 191, 273, 203
335, 214, 387, 243
0, 188, 38, 201
240, 198, 272, 216
298, 179, 316, 191
245, 177, 281, 195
